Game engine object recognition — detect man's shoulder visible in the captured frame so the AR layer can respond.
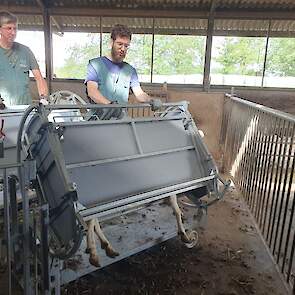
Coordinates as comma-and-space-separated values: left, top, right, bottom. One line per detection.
13, 42, 30, 52
122, 61, 136, 72
13, 42, 35, 57
89, 56, 103, 62
89, 56, 104, 68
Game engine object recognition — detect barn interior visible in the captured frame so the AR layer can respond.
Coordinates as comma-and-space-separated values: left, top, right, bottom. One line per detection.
0, 0, 295, 294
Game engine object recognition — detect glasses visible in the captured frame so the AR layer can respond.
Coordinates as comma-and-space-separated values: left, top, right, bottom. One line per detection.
114, 42, 130, 50
0, 25, 17, 32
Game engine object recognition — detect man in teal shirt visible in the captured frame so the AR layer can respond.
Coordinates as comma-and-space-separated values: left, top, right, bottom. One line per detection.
85, 24, 161, 116
0, 11, 48, 106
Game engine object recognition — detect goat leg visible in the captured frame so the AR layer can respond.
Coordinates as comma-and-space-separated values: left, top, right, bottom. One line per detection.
86, 219, 100, 267
170, 195, 191, 244
93, 219, 119, 258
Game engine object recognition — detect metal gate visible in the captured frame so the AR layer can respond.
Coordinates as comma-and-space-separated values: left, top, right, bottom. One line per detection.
221, 94, 295, 293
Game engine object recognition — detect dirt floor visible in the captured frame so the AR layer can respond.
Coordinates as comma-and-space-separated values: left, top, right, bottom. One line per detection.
61, 187, 289, 295
0, 186, 289, 295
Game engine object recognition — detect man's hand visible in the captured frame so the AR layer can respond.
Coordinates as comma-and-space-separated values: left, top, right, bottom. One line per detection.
109, 101, 123, 119
98, 101, 123, 120
149, 98, 162, 111
0, 96, 6, 110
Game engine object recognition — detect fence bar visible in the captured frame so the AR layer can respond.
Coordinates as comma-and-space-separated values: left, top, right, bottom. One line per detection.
273, 124, 294, 260
268, 120, 288, 248
258, 117, 277, 229
3, 169, 12, 295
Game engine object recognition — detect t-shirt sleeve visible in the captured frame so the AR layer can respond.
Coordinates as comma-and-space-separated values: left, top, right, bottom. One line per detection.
26, 47, 39, 70
130, 68, 140, 88
85, 63, 100, 84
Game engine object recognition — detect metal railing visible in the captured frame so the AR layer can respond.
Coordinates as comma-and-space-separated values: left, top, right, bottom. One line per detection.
221, 94, 295, 293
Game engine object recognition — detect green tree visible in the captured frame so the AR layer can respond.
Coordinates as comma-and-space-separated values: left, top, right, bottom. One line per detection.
266, 38, 295, 76
55, 33, 205, 78
125, 34, 152, 75
55, 34, 102, 79
215, 37, 266, 75
56, 33, 152, 79
153, 35, 205, 75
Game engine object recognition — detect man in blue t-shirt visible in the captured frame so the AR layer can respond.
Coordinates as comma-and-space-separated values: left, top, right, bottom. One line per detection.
85, 24, 161, 112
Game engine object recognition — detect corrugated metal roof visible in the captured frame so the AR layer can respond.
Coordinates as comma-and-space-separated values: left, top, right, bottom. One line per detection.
16, 15, 295, 37
2, 0, 295, 11
50, 0, 211, 10
17, 15, 43, 27
1, 0, 36, 5
49, 0, 295, 10
1, 0, 295, 36
46, 16, 209, 35
214, 19, 270, 36
217, 0, 295, 10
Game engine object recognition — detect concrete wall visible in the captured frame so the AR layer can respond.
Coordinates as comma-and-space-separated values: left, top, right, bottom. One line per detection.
168, 90, 224, 163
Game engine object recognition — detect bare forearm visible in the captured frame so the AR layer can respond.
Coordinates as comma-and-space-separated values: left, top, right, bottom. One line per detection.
32, 69, 48, 97
133, 86, 163, 111
132, 86, 151, 103
36, 78, 48, 97
87, 82, 110, 104
88, 90, 110, 104
135, 91, 151, 103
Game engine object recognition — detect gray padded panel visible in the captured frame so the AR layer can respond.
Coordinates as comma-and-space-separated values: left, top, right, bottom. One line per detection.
136, 120, 192, 153
61, 123, 138, 164
69, 149, 204, 207
57, 118, 208, 207
25, 109, 213, 213
60, 119, 193, 164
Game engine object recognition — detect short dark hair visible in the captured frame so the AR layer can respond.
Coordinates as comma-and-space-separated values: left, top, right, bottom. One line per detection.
111, 24, 132, 41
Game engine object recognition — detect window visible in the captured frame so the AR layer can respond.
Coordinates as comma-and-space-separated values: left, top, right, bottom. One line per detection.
264, 37, 295, 88
153, 35, 206, 84
16, 31, 46, 76
53, 32, 100, 79
211, 36, 266, 86
124, 34, 152, 83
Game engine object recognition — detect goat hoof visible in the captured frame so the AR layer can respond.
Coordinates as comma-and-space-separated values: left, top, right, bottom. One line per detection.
179, 231, 191, 244
106, 247, 119, 258
89, 255, 100, 267
185, 230, 199, 249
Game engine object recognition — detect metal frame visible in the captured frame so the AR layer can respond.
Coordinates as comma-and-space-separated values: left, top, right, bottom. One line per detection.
221, 93, 295, 293
0, 101, 227, 294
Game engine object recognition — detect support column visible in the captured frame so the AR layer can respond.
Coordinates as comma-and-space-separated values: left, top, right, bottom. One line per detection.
261, 20, 272, 87
100, 16, 102, 56
150, 17, 155, 83
203, 0, 216, 92
43, 8, 53, 93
